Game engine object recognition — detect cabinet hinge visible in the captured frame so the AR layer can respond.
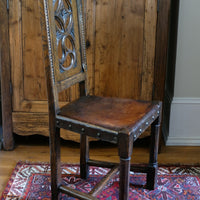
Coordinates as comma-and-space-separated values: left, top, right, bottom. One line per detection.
7, 0, 9, 11
10, 82, 13, 96
157, 0, 160, 12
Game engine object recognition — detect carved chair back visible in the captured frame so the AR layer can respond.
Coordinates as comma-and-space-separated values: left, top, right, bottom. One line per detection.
40, 0, 87, 112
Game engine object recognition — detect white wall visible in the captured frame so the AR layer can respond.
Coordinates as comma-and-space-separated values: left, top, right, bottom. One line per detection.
174, 0, 200, 98
167, 0, 200, 146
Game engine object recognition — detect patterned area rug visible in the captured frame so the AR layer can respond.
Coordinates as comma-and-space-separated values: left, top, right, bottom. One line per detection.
1, 161, 200, 200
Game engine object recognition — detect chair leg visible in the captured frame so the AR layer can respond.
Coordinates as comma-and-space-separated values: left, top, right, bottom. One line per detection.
80, 134, 89, 179
50, 126, 62, 199
118, 134, 133, 200
119, 157, 131, 200
146, 117, 161, 190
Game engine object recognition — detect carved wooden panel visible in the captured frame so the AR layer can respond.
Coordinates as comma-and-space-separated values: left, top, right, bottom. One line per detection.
54, 0, 78, 72
52, 0, 83, 82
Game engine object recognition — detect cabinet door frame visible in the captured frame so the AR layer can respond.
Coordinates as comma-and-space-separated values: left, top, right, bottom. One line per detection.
0, 0, 14, 150
9, 0, 50, 113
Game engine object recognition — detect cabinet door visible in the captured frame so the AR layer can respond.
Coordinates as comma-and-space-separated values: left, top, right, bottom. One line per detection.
9, 0, 79, 140
9, 0, 157, 141
10, 0, 48, 113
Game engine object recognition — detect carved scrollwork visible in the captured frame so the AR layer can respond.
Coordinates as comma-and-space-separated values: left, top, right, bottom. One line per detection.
53, 0, 77, 72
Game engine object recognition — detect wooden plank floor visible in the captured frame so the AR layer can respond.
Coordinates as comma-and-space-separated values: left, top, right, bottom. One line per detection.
0, 135, 200, 194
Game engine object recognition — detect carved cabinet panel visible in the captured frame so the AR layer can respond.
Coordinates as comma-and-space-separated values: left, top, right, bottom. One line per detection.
1, 0, 173, 148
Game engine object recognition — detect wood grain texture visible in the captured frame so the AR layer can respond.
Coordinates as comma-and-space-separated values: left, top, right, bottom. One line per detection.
85, 0, 96, 95
94, 0, 144, 98
7, 0, 81, 142
0, 0, 14, 150
93, 0, 157, 100
140, 0, 157, 100
9, 0, 23, 112
6, 0, 172, 145
9, 0, 77, 112
22, 0, 46, 101
12, 112, 84, 142
9, 0, 49, 112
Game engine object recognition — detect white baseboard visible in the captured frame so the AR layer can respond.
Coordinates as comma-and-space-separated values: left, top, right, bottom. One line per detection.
166, 136, 200, 146
166, 97, 200, 146
171, 97, 200, 104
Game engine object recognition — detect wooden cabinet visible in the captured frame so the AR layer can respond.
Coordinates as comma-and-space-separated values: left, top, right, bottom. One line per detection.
0, 0, 175, 150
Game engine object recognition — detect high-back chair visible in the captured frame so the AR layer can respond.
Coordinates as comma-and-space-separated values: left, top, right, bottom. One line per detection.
39, 0, 162, 199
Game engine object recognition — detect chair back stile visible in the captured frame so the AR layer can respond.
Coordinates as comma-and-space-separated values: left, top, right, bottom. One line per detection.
40, 0, 87, 114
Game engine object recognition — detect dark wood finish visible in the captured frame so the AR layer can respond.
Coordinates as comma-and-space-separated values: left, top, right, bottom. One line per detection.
40, 0, 162, 199
118, 133, 133, 199
154, 0, 180, 102
153, 0, 171, 150
0, 0, 14, 150
153, 0, 180, 150
50, 127, 61, 199
89, 166, 118, 197
146, 116, 161, 189
40, 1, 62, 199
119, 158, 131, 200
163, 0, 180, 139
87, 159, 160, 174
80, 134, 89, 179
58, 96, 158, 132
153, 0, 171, 101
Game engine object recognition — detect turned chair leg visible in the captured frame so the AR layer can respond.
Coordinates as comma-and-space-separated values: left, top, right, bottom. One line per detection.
80, 134, 89, 179
118, 134, 133, 200
119, 157, 131, 200
146, 117, 161, 190
50, 126, 62, 199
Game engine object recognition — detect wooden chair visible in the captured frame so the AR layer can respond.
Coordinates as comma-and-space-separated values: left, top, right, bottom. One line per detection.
39, 0, 162, 199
